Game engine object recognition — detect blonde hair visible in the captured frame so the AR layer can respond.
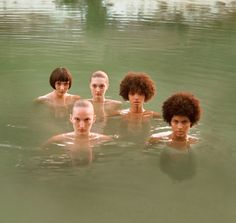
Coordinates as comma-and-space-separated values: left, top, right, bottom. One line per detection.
90, 70, 109, 84
72, 100, 94, 114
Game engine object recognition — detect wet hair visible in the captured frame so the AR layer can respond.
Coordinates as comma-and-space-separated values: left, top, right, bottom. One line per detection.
90, 70, 109, 84
72, 100, 94, 114
162, 92, 201, 127
49, 67, 72, 89
119, 72, 156, 102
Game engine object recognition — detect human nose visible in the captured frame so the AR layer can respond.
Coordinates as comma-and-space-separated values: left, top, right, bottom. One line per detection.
177, 122, 183, 129
79, 121, 85, 128
95, 86, 101, 92
59, 84, 65, 90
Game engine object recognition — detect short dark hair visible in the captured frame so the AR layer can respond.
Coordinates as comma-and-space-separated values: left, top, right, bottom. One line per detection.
119, 72, 156, 102
162, 92, 201, 127
49, 67, 72, 89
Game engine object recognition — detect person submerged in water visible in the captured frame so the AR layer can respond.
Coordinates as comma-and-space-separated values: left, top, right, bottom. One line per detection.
117, 71, 161, 142
88, 70, 122, 118
44, 100, 112, 149
35, 67, 80, 118
119, 71, 160, 119
148, 92, 202, 149
87, 70, 122, 133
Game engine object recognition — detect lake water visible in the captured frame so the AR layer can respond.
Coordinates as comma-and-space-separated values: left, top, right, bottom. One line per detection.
0, 0, 236, 222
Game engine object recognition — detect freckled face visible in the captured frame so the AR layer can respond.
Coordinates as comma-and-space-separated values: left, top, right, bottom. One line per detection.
90, 77, 108, 100
55, 81, 70, 97
70, 106, 95, 136
170, 115, 191, 139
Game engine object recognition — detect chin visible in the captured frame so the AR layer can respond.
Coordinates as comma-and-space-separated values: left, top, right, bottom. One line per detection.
176, 135, 187, 140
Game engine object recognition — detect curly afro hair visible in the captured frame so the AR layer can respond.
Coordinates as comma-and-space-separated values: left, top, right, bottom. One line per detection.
162, 92, 201, 127
119, 72, 156, 102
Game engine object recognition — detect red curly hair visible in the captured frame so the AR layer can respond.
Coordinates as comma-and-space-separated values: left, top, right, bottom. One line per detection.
119, 72, 156, 102
162, 92, 201, 127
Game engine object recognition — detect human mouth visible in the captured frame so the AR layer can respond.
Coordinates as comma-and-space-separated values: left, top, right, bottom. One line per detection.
78, 128, 86, 132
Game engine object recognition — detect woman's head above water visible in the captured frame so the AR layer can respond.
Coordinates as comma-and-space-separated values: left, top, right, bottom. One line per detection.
119, 71, 156, 102
49, 67, 72, 89
162, 92, 201, 127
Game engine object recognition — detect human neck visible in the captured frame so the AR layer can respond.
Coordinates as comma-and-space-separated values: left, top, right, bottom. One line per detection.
74, 132, 90, 139
92, 96, 105, 103
53, 90, 66, 99
129, 105, 144, 114
170, 133, 188, 142
51, 91, 67, 106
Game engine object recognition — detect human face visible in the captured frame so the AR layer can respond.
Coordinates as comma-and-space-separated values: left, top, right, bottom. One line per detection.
55, 81, 70, 97
170, 115, 191, 140
90, 77, 108, 101
128, 92, 145, 109
70, 106, 95, 136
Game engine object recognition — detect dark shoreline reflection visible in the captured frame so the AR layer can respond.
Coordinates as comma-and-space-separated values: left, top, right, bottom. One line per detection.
1, 1, 236, 25
1, 0, 236, 46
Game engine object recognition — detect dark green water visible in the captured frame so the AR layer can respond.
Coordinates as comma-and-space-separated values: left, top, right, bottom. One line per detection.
0, 1, 236, 223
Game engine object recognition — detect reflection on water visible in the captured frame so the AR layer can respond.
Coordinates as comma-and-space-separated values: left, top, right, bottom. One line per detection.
1, 0, 236, 28
159, 146, 196, 182
1, 1, 236, 223
42, 144, 93, 168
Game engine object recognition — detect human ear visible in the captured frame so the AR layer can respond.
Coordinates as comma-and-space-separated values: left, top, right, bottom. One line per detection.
69, 114, 73, 123
93, 115, 96, 124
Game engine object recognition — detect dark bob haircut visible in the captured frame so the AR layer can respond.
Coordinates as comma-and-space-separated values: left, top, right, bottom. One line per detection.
49, 67, 72, 89
162, 92, 201, 127
119, 72, 156, 102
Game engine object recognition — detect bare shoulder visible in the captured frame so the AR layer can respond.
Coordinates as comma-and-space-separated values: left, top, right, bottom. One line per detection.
142, 110, 161, 119
188, 136, 199, 144
34, 96, 48, 103
105, 99, 122, 108
69, 94, 80, 101
106, 99, 122, 104
65, 94, 80, 105
152, 111, 161, 118
120, 108, 129, 115
104, 99, 122, 116
34, 93, 52, 104
43, 133, 71, 148
148, 131, 172, 144
91, 132, 113, 143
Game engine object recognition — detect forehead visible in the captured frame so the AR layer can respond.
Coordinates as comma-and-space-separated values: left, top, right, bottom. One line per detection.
90, 77, 108, 85
72, 106, 94, 117
129, 88, 144, 94
129, 91, 145, 96
55, 80, 69, 84
171, 115, 190, 122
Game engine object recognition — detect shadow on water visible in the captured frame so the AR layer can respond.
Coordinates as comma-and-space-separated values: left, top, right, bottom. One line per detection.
159, 147, 196, 182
